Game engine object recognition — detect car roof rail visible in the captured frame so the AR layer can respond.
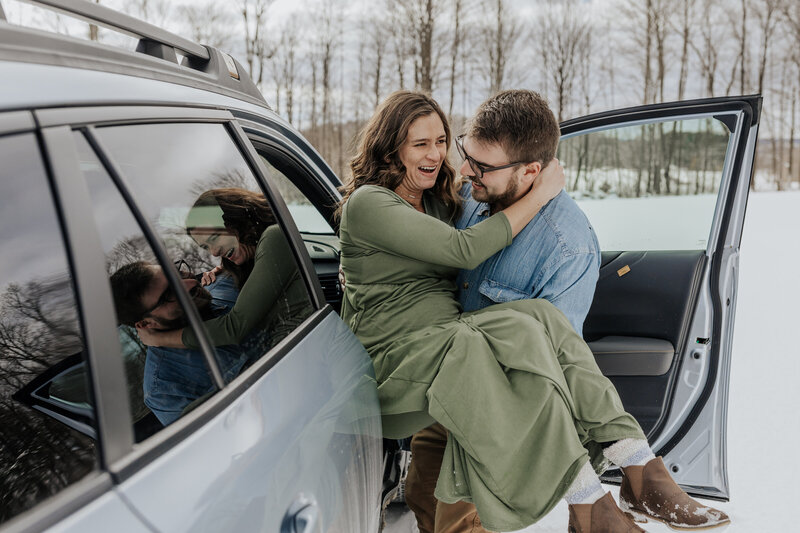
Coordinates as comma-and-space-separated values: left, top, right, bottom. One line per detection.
0, 0, 267, 104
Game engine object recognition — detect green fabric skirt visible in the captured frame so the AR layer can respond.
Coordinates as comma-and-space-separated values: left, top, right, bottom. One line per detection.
372, 299, 644, 531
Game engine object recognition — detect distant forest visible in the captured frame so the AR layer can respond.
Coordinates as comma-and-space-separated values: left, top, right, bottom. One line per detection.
6, 0, 800, 190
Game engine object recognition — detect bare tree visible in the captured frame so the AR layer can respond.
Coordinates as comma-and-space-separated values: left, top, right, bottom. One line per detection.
393, 0, 445, 93
125, 0, 172, 26
479, 0, 520, 96
689, 0, 727, 96
357, 9, 389, 110
389, 5, 412, 88
239, 0, 274, 88
670, 0, 694, 99
447, 0, 469, 118
618, 0, 670, 104
538, 0, 592, 121
754, 0, 781, 95
784, 0, 800, 186
270, 13, 303, 124
181, 2, 235, 49
369, 18, 388, 108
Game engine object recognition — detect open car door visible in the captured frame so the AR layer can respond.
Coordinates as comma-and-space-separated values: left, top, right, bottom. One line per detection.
557, 95, 761, 500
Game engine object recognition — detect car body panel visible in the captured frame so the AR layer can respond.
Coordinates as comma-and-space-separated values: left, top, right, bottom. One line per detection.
43, 491, 148, 533
0, 55, 384, 531
116, 312, 382, 533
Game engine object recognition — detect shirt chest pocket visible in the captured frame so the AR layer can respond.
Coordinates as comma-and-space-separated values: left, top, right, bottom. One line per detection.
478, 278, 532, 304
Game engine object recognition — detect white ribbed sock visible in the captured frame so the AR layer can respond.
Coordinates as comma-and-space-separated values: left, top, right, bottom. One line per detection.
602, 438, 656, 468
564, 461, 606, 505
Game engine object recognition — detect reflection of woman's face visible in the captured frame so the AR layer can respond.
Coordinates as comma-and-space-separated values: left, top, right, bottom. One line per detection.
190, 229, 254, 265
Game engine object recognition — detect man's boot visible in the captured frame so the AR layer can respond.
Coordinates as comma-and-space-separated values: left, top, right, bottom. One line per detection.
568, 492, 647, 533
619, 457, 730, 530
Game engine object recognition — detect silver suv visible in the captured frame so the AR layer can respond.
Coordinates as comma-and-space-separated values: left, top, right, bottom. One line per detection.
0, 1, 762, 532
0, 1, 383, 532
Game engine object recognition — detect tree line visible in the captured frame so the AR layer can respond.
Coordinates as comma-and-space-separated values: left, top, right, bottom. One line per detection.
9, 0, 800, 191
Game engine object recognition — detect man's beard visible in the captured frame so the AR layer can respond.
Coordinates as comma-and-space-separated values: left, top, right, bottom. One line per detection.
470, 176, 520, 211
153, 285, 214, 330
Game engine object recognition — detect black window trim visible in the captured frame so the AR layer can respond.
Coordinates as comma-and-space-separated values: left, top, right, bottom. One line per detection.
38, 126, 135, 466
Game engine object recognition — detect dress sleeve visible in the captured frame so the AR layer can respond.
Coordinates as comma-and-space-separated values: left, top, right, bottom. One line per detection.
342, 186, 512, 270
183, 225, 298, 349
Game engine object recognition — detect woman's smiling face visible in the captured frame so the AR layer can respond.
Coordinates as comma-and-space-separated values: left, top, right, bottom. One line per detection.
190, 229, 254, 265
397, 112, 447, 193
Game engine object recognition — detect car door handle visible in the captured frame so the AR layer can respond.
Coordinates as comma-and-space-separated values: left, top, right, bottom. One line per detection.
281, 494, 319, 533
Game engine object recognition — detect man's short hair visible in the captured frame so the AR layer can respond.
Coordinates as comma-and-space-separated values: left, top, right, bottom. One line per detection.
109, 261, 153, 327
466, 89, 560, 166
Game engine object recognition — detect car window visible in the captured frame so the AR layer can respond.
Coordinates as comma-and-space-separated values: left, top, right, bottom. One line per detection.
73, 132, 230, 438
259, 156, 336, 235
88, 122, 314, 371
257, 151, 342, 312
558, 115, 733, 251
0, 133, 98, 524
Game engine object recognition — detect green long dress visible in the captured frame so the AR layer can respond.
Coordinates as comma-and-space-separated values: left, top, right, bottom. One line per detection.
339, 185, 644, 531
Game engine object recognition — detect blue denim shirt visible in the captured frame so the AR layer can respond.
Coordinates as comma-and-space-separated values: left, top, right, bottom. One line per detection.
456, 185, 601, 335
143, 274, 256, 426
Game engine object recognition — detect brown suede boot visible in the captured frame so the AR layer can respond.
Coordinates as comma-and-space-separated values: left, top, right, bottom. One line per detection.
619, 457, 730, 530
568, 492, 647, 533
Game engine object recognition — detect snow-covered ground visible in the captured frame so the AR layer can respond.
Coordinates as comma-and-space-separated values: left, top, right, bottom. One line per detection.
386, 190, 800, 532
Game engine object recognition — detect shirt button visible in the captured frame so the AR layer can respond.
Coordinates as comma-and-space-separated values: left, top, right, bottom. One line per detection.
462, 282, 469, 289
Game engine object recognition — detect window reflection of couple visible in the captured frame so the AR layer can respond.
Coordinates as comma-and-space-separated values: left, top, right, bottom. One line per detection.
110, 188, 310, 425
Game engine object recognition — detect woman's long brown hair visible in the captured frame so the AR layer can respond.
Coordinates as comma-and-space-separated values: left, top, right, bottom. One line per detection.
187, 188, 276, 287
338, 90, 461, 221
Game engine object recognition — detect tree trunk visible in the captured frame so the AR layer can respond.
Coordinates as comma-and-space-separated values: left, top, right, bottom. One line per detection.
448, 0, 463, 118
740, 0, 747, 94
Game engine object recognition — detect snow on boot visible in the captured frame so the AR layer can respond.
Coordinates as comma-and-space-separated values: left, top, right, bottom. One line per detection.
567, 492, 647, 533
619, 457, 730, 530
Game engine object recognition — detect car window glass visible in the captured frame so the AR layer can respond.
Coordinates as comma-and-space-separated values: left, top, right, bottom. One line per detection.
0, 133, 98, 524
258, 155, 335, 235
73, 133, 222, 438
558, 116, 733, 251
90, 123, 314, 369
257, 152, 342, 312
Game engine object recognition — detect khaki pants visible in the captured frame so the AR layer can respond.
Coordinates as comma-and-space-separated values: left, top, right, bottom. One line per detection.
405, 423, 492, 533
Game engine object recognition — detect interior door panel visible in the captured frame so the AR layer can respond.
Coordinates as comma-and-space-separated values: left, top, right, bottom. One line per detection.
584, 251, 706, 435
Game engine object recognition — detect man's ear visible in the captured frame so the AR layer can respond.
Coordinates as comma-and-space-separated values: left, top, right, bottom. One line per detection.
520, 161, 543, 186
135, 317, 158, 329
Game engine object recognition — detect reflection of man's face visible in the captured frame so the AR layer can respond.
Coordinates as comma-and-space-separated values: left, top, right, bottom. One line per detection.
138, 265, 212, 330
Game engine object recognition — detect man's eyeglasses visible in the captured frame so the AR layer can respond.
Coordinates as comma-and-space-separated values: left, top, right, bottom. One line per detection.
455, 134, 528, 179
174, 259, 193, 278
142, 260, 194, 316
